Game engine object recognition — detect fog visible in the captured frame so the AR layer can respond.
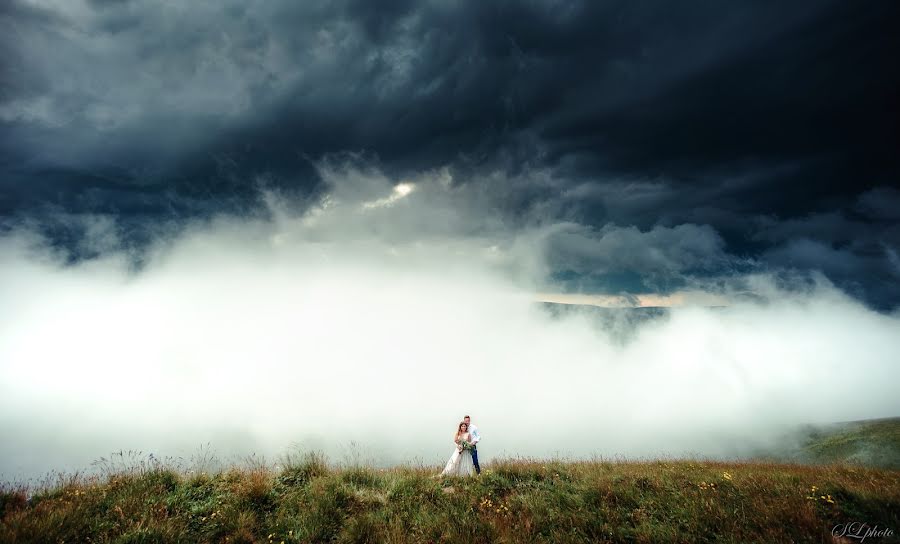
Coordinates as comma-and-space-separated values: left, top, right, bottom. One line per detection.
2, 162, 899, 482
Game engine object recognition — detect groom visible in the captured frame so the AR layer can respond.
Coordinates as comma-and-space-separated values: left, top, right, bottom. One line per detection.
464, 415, 481, 474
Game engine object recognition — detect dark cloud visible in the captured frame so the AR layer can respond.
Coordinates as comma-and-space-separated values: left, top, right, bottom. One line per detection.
537, 222, 745, 293
1, 0, 898, 309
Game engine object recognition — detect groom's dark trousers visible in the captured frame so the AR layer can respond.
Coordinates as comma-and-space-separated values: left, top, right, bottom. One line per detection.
472, 446, 481, 474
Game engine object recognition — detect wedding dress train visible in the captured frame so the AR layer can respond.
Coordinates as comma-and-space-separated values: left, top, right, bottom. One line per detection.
440, 433, 476, 477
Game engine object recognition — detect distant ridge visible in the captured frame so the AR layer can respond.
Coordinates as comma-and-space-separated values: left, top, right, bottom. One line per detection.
757, 417, 900, 469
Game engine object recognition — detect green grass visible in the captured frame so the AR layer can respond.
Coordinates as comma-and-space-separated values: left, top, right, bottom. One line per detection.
2, 453, 899, 543
798, 417, 900, 469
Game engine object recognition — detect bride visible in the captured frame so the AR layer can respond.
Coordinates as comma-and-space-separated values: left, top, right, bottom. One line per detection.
440, 421, 477, 477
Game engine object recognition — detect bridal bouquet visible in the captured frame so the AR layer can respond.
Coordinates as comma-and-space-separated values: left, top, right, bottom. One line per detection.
458, 440, 473, 451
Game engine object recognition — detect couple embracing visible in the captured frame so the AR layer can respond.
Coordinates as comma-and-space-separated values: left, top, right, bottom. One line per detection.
440, 415, 481, 477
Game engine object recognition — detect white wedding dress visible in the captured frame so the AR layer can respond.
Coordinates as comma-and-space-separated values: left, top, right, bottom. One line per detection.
440, 432, 476, 477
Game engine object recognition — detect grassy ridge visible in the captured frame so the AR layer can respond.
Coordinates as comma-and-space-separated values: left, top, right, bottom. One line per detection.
799, 418, 900, 469
2, 455, 899, 543
747, 417, 900, 470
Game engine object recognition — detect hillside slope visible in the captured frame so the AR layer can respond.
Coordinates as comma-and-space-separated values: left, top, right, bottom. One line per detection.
2, 455, 898, 543
757, 417, 900, 469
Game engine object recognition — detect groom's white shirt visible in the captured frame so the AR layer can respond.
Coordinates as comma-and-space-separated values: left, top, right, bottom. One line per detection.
469, 424, 481, 445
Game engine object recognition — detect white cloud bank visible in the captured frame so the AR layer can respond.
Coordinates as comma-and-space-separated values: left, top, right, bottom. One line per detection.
1, 163, 899, 481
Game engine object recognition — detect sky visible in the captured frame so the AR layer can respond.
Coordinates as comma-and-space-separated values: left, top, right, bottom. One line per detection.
1, 0, 899, 481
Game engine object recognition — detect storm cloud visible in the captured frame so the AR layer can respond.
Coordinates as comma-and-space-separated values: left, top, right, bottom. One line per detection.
1, 1, 899, 479
2, 0, 899, 311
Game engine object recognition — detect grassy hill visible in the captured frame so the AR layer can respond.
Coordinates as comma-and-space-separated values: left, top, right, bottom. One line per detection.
744, 417, 900, 471
2, 452, 899, 543
793, 417, 900, 469
2, 418, 898, 543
